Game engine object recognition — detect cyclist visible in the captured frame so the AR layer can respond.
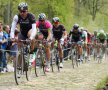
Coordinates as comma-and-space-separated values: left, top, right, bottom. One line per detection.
52, 17, 67, 68
36, 13, 52, 72
106, 33, 108, 48
92, 30, 98, 43
80, 27, 88, 60
85, 29, 92, 61
96, 30, 107, 58
10, 2, 37, 50
69, 24, 83, 61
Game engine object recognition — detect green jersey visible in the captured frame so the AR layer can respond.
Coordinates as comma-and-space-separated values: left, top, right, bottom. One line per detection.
97, 33, 107, 40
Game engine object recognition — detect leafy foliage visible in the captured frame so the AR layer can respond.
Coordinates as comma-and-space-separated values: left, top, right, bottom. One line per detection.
0, 0, 108, 32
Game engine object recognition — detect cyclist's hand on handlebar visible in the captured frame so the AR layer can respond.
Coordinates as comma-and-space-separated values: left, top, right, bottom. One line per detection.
11, 38, 16, 42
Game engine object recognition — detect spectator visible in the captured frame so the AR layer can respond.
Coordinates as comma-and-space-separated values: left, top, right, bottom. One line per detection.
0, 22, 8, 73
3, 25, 11, 63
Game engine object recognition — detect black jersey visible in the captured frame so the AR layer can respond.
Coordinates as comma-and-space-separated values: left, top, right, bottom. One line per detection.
69, 29, 82, 42
18, 13, 36, 37
52, 24, 66, 40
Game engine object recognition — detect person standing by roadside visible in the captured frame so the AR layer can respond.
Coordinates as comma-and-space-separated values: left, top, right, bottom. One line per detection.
3, 25, 11, 63
0, 22, 8, 73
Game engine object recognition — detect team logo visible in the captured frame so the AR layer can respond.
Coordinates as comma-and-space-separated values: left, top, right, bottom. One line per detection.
21, 7, 23, 10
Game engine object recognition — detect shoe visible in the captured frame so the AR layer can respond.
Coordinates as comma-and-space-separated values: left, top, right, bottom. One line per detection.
77, 59, 81, 62
1, 70, 6, 74
45, 67, 50, 72
17, 74, 21, 78
59, 63, 63, 68
88, 56, 90, 61
3, 68, 7, 72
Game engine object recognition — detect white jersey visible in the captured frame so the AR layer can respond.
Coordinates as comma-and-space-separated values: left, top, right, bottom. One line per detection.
82, 30, 88, 43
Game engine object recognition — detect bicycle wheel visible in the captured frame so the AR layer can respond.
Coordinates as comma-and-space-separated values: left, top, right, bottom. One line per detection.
24, 51, 32, 81
50, 48, 60, 72
14, 49, 24, 85
75, 49, 79, 67
70, 47, 75, 68
97, 47, 103, 63
34, 49, 46, 76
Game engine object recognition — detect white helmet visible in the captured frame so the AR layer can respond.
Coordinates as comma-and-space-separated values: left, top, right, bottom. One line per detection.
99, 29, 104, 34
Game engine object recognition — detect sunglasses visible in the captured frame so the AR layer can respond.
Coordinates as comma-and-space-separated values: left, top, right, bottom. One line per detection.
39, 20, 45, 22
54, 22, 59, 24
20, 10, 27, 13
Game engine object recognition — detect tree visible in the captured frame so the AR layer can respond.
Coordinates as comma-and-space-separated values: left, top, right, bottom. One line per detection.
81, 0, 108, 20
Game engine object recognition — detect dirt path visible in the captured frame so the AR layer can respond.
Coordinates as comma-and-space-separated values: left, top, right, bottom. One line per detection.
0, 57, 108, 90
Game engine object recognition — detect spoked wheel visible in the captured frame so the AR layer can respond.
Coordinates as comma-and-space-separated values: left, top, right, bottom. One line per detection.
51, 48, 60, 72
35, 49, 46, 77
70, 48, 75, 68
75, 50, 79, 67
14, 50, 24, 85
97, 48, 103, 64
55, 52, 60, 72
24, 52, 33, 81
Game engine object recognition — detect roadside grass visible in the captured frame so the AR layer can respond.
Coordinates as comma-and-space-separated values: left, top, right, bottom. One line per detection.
95, 76, 108, 90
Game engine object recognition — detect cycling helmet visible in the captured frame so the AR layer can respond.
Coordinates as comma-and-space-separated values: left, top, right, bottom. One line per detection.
73, 24, 79, 29
99, 29, 104, 34
80, 27, 84, 31
38, 13, 46, 21
94, 30, 98, 34
18, 2, 28, 11
52, 17, 60, 23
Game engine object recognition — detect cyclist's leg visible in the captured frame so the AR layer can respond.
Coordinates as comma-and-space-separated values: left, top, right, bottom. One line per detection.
87, 44, 91, 60
77, 41, 83, 61
44, 40, 51, 72
58, 41, 63, 68
27, 29, 36, 53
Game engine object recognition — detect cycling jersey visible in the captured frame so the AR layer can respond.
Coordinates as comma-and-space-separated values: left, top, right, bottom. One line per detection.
36, 20, 52, 39
91, 34, 97, 42
97, 32, 107, 43
69, 29, 82, 42
87, 32, 91, 43
52, 24, 66, 40
10, 13, 36, 39
82, 30, 87, 43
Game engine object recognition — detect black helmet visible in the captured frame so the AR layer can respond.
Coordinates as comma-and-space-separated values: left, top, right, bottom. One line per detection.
73, 24, 79, 29
52, 17, 60, 23
18, 2, 28, 11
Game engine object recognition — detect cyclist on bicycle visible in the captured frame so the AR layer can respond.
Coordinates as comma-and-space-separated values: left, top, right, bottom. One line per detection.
69, 24, 83, 61
84, 29, 92, 61
92, 30, 98, 42
52, 17, 67, 68
80, 27, 88, 60
36, 13, 52, 72
96, 30, 107, 58
10, 2, 37, 50
106, 33, 108, 48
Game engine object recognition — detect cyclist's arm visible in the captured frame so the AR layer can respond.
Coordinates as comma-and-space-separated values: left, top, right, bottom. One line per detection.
30, 14, 37, 40
30, 23, 37, 40
46, 21, 53, 41
47, 28, 52, 41
69, 30, 72, 37
63, 31, 67, 39
62, 25, 67, 39
104, 33, 107, 45
96, 33, 100, 43
69, 30, 73, 42
10, 15, 18, 38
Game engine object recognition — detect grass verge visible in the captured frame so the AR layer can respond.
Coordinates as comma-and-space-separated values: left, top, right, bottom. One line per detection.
95, 76, 108, 90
